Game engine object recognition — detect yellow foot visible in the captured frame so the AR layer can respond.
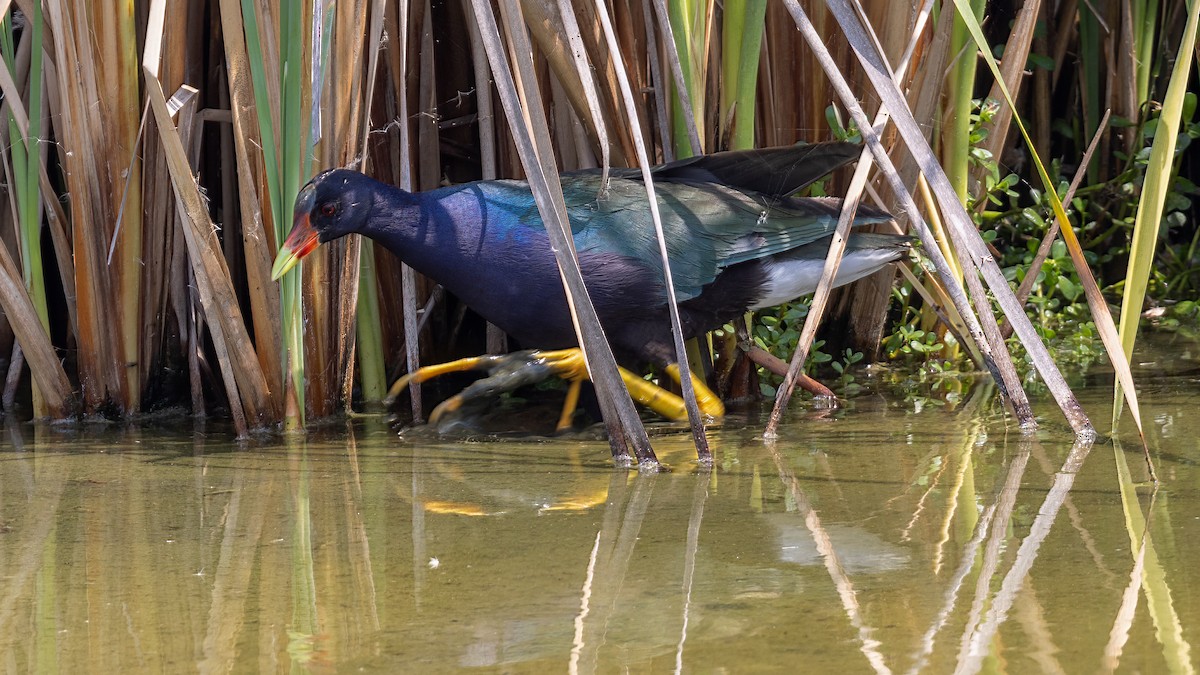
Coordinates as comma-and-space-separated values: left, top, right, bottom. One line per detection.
429, 394, 464, 425
387, 348, 726, 426
388, 349, 590, 427
385, 354, 517, 406
664, 364, 726, 418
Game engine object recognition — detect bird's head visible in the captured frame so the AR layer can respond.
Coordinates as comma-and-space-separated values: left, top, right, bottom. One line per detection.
271, 169, 377, 280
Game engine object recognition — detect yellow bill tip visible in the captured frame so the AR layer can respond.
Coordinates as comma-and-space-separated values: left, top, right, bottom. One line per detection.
271, 211, 319, 281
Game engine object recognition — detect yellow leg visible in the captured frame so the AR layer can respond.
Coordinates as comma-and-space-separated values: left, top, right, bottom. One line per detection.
618, 367, 688, 420
532, 349, 589, 378
428, 393, 464, 425
556, 378, 583, 431
385, 354, 508, 405
664, 364, 726, 418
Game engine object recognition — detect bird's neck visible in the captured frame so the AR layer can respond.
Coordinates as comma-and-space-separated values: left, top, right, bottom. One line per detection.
365, 182, 510, 288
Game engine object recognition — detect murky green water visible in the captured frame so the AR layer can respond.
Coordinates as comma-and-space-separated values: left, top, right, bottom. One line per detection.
2, 336, 1199, 673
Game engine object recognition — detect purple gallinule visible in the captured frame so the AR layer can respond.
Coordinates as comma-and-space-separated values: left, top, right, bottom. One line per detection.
271, 142, 908, 426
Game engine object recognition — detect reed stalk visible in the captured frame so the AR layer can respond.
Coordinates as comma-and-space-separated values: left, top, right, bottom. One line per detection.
1, 7, 46, 414
1133, 0, 1161, 107
354, 0, 388, 406
1078, 1, 1103, 182
240, 0, 310, 428
38, 0, 143, 412
943, 0, 984, 203
663, 0, 705, 157
1115, 0, 1200, 427
720, 0, 766, 150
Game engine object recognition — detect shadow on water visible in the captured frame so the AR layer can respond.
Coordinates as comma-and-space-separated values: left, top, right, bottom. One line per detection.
0, 335, 1198, 672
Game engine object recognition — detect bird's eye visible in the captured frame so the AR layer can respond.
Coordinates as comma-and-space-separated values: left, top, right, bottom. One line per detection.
320, 203, 337, 217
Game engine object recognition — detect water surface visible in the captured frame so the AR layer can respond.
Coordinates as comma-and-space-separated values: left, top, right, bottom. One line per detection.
1, 335, 1198, 673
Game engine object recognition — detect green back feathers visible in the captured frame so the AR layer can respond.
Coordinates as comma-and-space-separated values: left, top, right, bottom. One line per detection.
563, 176, 891, 299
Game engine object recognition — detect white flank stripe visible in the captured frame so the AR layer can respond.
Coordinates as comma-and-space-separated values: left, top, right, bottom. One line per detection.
750, 248, 902, 310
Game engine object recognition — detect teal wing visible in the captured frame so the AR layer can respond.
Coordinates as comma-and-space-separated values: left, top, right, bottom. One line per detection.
564, 174, 890, 300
